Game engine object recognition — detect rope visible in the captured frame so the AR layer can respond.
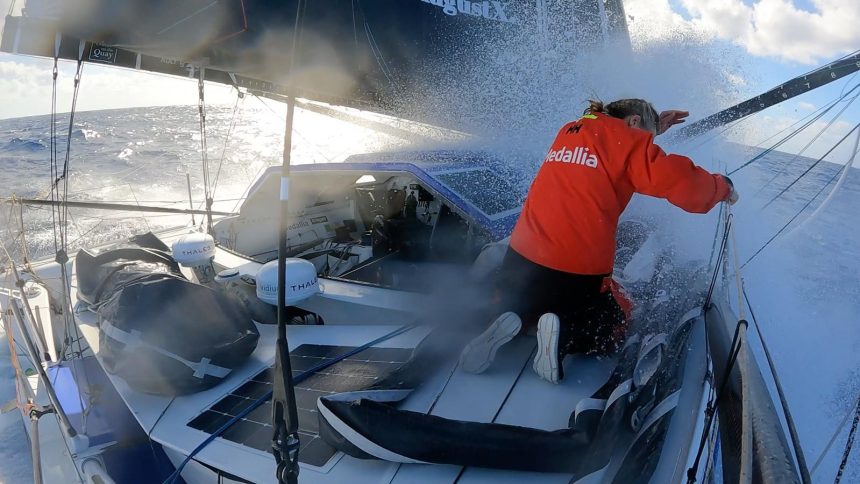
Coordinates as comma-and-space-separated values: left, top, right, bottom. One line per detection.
727, 81, 860, 177
704, 212, 732, 309
727, 205, 745, 321
755, 84, 860, 197
812, 399, 858, 475
690, 202, 748, 483
686, 315, 748, 483
743, 287, 812, 483
741, 143, 855, 269
763, 119, 860, 208
834, 394, 860, 483
210, 90, 245, 201
49, 55, 59, 255
715, 208, 811, 481
197, 69, 214, 235
786, 125, 860, 238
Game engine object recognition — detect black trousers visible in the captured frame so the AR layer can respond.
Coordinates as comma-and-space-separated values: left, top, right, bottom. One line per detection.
495, 249, 627, 355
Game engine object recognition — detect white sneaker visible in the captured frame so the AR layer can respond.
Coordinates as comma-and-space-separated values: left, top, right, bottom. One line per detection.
459, 312, 522, 374
533, 313, 565, 384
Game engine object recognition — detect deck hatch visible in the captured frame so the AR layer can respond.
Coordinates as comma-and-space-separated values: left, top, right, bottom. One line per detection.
188, 344, 414, 467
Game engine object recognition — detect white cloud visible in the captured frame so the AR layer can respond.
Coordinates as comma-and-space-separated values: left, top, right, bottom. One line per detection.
625, 0, 860, 65
798, 101, 817, 111
0, 55, 235, 119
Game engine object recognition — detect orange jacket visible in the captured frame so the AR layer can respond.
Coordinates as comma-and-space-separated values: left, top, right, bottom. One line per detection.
510, 112, 730, 275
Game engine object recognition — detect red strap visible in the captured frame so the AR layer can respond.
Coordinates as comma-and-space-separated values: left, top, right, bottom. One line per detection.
602, 277, 633, 320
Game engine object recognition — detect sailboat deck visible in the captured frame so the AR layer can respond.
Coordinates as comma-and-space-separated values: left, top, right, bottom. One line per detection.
69, 270, 616, 482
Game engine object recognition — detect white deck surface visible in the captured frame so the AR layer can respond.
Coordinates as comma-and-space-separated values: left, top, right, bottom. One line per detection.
66, 245, 618, 483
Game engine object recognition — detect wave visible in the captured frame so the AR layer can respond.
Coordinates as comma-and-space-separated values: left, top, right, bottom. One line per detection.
71, 128, 101, 140
3, 137, 47, 151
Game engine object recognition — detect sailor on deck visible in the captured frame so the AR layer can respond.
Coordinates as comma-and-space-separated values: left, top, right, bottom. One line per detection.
460, 98, 739, 383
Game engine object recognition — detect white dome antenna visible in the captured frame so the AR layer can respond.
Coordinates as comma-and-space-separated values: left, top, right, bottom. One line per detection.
172, 232, 217, 284
255, 259, 320, 307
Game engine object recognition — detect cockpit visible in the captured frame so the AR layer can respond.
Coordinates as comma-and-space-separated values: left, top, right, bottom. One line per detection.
213, 154, 524, 293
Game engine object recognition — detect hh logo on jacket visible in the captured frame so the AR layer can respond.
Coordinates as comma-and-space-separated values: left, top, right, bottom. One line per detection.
544, 146, 599, 168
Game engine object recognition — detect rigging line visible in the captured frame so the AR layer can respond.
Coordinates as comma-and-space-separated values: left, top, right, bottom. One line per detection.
834, 394, 860, 484
250, 93, 334, 163
751, 93, 842, 149
728, 206, 745, 321
757, 86, 860, 198
704, 213, 732, 309
727, 82, 860, 177
706, 202, 726, 282
49, 55, 59, 256
58, 59, 85, 255
55, 58, 87, 419
812, 400, 858, 475
786, 127, 860, 237
127, 183, 152, 233
742, 287, 812, 483
155, 1, 219, 36
18, 201, 30, 264
356, 1, 395, 84
682, 114, 753, 154
741, 146, 853, 270
164, 324, 417, 484
763, 118, 860, 209
687, 316, 749, 483
210, 90, 245, 200
364, 20, 394, 84
46, 197, 248, 205
197, 68, 215, 235
749, 73, 859, 166
351, 0, 359, 59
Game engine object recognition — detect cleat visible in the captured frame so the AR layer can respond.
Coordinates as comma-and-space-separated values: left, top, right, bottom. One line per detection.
459, 312, 522, 374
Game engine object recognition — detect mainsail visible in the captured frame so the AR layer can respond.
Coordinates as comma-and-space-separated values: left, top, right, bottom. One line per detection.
1, 0, 629, 124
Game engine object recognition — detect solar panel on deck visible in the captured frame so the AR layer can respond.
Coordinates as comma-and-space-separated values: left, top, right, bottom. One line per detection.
188, 344, 414, 467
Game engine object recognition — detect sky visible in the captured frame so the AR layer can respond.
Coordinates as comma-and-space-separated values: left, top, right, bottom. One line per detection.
623, 0, 860, 162
0, 0, 859, 162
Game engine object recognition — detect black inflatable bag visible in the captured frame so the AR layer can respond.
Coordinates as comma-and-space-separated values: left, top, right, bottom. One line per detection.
97, 274, 260, 396
76, 232, 181, 306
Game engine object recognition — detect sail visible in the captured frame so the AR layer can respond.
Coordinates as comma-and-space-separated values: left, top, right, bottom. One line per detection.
1, 0, 629, 123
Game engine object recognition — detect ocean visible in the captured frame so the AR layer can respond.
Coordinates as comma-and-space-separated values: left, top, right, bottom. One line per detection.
1, 105, 858, 482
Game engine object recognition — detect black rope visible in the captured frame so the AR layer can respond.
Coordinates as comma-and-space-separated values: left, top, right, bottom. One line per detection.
687, 317, 749, 483
743, 287, 812, 483
763, 119, 860, 208
727, 81, 860, 177
271, 2, 307, 483
49, 55, 59, 255
755, 84, 860, 197
705, 202, 725, 272
742, 150, 853, 269
834, 394, 860, 484
197, 71, 214, 235
704, 213, 732, 309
